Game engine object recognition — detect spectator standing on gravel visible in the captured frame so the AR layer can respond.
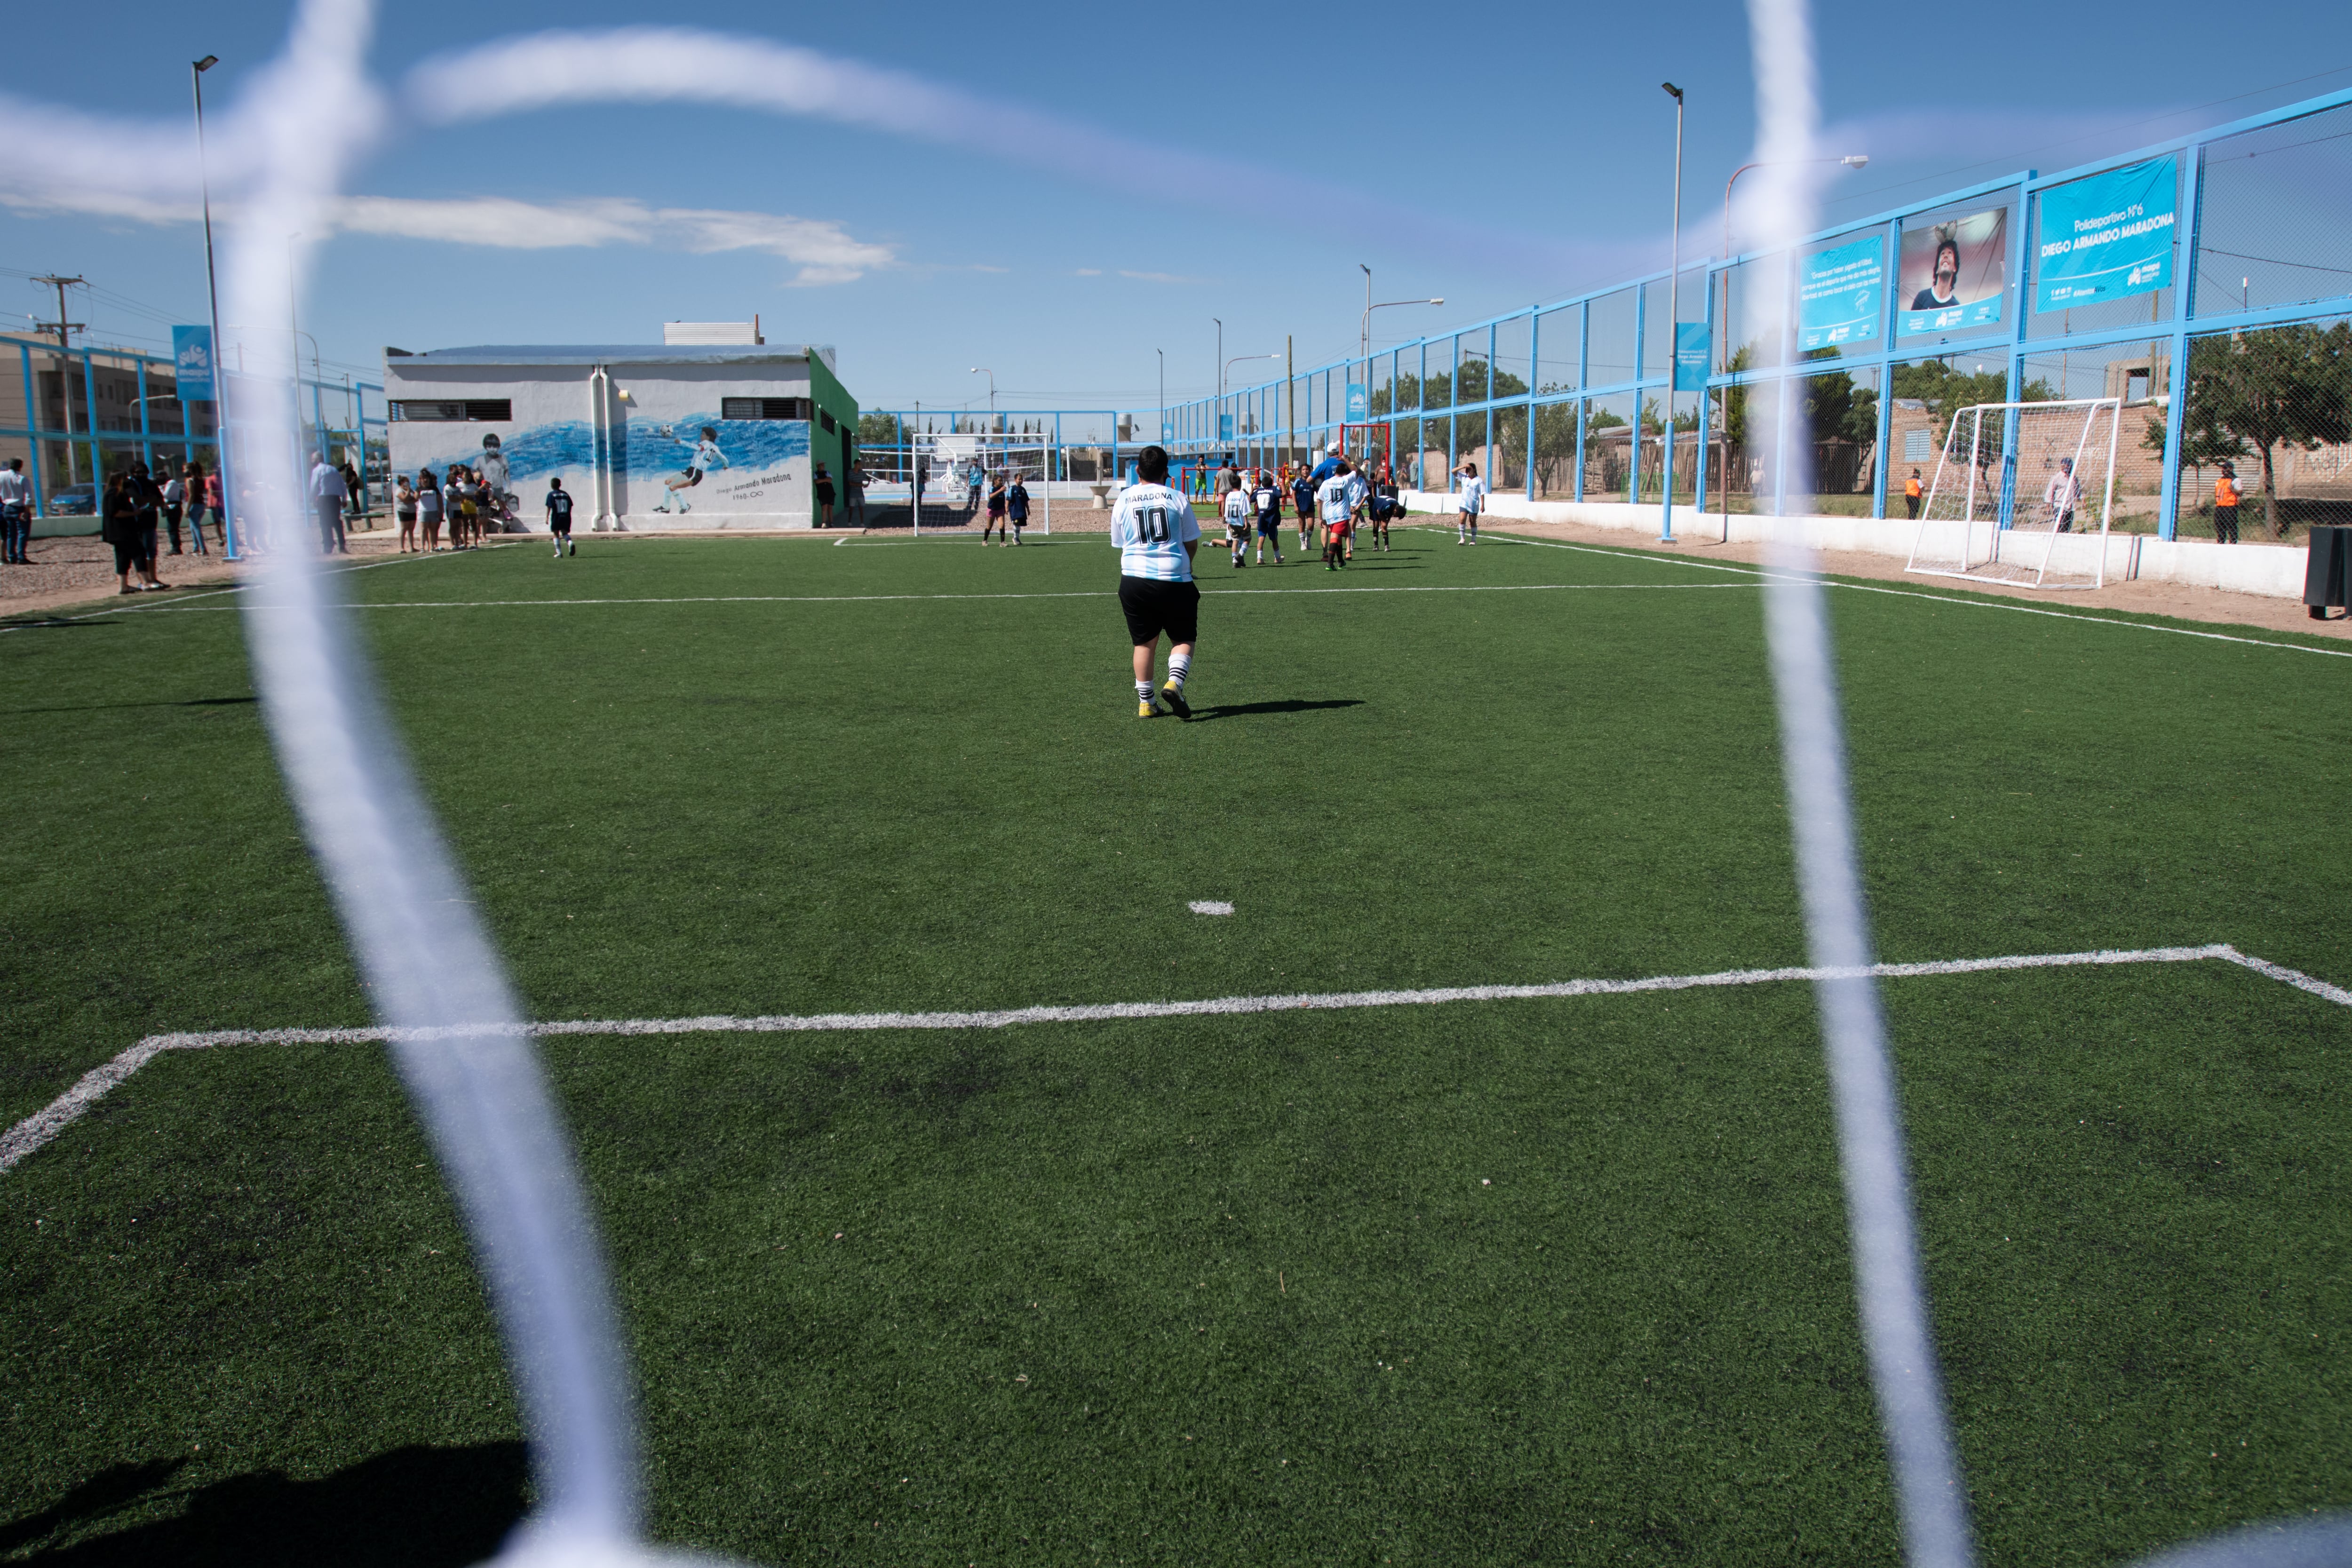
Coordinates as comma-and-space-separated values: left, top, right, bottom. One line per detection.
102, 472, 167, 592
396, 476, 419, 552
308, 451, 349, 554
846, 462, 867, 526
340, 458, 364, 528
0, 457, 32, 564
1904, 468, 1923, 521
194, 463, 223, 553
128, 461, 164, 569
179, 462, 210, 555
814, 461, 836, 528
417, 469, 444, 552
160, 466, 187, 555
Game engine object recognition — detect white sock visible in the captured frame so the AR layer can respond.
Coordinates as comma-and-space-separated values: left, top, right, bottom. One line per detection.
1168, 652, 1192, 690
1136, 679, 1154, 702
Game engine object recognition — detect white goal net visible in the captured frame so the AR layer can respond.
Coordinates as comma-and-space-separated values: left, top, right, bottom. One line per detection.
1904, 398, 2121, 589
858, 435, 1055, 535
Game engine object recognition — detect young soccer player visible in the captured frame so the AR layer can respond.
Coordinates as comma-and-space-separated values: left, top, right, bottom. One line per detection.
1007, 475, 1030, 543
1453, 460, 1486, 543
1291, 467, 1318, 552
1252, 469, 1284, 565
545, 475, 577, 556
983, 472, 1010, 544
1111, 446, 1201, 718
1316, 458, 1359, 570
1222, 478, 1252, 567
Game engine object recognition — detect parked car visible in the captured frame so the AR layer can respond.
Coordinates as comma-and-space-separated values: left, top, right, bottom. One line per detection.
46, 485, 95, 516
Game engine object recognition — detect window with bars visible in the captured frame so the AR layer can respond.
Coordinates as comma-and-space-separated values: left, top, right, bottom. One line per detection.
721, 397, 810, 420
392, 399, 512, 422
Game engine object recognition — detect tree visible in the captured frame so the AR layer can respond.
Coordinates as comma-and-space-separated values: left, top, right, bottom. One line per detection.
2166, 322, 2352, 536
857, 411, 903, 450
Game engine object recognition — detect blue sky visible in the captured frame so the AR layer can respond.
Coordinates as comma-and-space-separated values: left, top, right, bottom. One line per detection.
2, 0, 2347, 418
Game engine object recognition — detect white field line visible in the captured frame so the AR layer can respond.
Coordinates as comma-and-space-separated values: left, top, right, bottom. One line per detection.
7, 941, 2344, 1176
127, 582, 1753, 612
0, 541, 500, 634
1422, 525, 2352, 661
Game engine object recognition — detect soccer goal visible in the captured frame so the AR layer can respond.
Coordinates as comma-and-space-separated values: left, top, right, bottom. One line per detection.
874, 434, 1053, 536
1339, 422, 1396, 476
1904, 398, 2122, 589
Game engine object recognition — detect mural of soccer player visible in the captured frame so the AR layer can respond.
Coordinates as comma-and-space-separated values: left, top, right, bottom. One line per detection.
478, 432, 510, 527
1911, 225, 1963, 311
654, 425, 729, 514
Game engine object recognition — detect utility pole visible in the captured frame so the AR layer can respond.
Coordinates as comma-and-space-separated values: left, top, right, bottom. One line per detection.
1285, 335, 1294, 473
32, 275, 87, 486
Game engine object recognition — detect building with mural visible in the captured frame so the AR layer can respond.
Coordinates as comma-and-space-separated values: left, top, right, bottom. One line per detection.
384, 328, 858, 530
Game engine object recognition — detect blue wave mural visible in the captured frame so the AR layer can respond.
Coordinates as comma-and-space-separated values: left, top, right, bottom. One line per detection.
629, 415, 809, 477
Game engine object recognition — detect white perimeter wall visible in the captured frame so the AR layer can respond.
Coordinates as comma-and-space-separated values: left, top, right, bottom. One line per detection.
1403, 490, 2311, 599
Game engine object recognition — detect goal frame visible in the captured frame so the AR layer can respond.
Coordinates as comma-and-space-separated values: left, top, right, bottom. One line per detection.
899, 433, 1054, 538
1903, 397, 2122, 590
1339, 423, 1397, 478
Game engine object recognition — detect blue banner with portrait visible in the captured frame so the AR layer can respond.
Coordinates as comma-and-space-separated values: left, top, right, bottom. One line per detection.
172, 326, 215, 401
1798, 235, 1883, 350
2035, 155, 2177, 313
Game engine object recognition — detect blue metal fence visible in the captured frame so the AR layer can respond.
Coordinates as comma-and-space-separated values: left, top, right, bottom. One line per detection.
1, 332, 388, 531
866, 86, 2352, 543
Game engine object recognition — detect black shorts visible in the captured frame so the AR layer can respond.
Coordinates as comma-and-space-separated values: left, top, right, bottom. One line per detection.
1118, 575, 1199, 645
550, 513, 573, 534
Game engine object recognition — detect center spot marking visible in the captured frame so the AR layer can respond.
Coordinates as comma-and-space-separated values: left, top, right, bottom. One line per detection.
1189, 900, 1234, 916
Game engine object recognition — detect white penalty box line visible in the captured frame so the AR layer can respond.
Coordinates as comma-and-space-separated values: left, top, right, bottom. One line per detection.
4, 942, 2344, 1175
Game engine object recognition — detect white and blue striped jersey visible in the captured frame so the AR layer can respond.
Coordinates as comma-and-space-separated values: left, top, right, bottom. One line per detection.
1111, 482, 1201, 581
1454, 472, 1487, 512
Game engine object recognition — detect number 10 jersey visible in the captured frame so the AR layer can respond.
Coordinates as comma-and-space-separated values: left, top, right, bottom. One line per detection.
1110, 481, 1202, 582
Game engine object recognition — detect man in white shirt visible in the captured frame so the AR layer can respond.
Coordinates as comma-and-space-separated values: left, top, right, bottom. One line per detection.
1111, 446, 1203, 718
307, 452, 350, 554
1315, 459, 1363, 570
1453, 461, 1488, 543
0, 458, 32, 564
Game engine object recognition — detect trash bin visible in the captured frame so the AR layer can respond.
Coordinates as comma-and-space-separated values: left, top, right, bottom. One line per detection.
2306, 526, 2351, 620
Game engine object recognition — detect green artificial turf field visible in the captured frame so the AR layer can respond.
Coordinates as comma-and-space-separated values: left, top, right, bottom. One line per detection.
0, 526, 2347, 1566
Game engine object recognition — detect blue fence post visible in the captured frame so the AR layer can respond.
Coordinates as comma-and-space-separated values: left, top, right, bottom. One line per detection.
1694, 267, 1716, 520
1998, 172, 2036, 529
1629, 283, 1647, 508
2156, 147, 2205, 542
1574, 302, 1590, 503
1872, 218, 1899, 520
135, 355, 154, 481
79, 349, 102, 491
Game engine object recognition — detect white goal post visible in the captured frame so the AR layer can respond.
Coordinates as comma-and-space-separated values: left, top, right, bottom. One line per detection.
892, 434, 1054, 537
1903, 398, 2122, 589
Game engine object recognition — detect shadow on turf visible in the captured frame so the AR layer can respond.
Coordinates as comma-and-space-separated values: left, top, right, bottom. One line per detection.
1187, 698, 1364, 722
3, 1441, 526, 1565
6, 695, 255, 715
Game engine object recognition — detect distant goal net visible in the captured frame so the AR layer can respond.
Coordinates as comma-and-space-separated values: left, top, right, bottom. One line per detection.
864, 435, 1053, 534
1904, 398, 2121, 589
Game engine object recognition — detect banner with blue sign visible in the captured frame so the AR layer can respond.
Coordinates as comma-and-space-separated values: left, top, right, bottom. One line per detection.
1797, 235, 1883, 350
1344, 383, 1368, 419
2035, 155, 2177, 313
1673, 323, 1711, 391
172, 325, 215, 401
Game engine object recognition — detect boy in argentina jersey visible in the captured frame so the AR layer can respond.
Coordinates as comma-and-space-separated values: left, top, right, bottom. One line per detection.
1452, 460, 1487, 542
1111, 446, 1204, 718
1315, 459, 1363, 570
1221, 481, 1252, 568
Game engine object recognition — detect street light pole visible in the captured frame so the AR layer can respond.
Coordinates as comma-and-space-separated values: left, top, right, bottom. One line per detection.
190, 54, 238, 557
1213, 318, 1223, 456
1662, 81, 1685, 543
1156, 349, 1164, 443
968, 366, 995, 424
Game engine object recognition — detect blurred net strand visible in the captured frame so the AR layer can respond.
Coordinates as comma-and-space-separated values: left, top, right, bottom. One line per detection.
195, 0, 646, 1556
1746, 0, 1978, 1564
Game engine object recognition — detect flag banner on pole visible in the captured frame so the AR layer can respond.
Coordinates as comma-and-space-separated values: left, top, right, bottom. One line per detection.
1674, 323, 1712, 391
2035, 156, 2177, 313
1344, 383, 1368, 420
173, 326, 215, 401
1798, 235, 1884, 350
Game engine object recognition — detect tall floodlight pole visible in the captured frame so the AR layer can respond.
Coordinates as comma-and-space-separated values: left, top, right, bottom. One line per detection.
1360, 264, 1372, 375
1156, 349, 1165, 442
1662, 82, 1685, 543
968, 366, 995, 422
1361, 296, 1446, 465
1213, 318, 1223, 458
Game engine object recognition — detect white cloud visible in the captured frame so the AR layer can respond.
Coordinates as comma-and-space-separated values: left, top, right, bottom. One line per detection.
0, 184, 894, 286
1073, 267, 1102, 276
1118, 269, 1197, 285
331, 195, 893, 283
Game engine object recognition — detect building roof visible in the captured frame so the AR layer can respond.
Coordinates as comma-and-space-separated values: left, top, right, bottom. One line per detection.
389, 344, 834, 368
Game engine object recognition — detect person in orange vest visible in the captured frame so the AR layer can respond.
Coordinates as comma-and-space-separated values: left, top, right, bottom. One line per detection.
1904, 468, 1923, 520
2212, 462, 2241, 544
